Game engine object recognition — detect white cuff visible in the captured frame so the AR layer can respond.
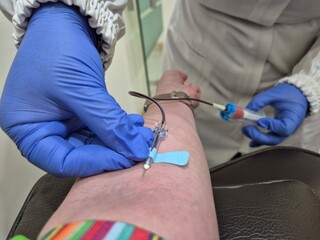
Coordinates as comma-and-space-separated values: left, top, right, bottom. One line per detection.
278, 72, 320, 114
12, 0, 126, 69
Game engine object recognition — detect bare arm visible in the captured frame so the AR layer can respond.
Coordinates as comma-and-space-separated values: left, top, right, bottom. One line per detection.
40, 70, 219, 240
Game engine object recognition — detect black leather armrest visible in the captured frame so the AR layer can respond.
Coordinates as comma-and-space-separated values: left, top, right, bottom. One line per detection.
210, 146, 320, 196
213, 180, 320, 240
8, 175, 76, 240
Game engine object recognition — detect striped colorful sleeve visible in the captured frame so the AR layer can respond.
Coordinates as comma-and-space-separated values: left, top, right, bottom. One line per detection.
38, 220, 164, 240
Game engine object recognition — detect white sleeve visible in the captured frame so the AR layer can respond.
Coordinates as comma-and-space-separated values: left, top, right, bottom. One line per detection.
1, 0, 127, 70
278, 37, 320, 114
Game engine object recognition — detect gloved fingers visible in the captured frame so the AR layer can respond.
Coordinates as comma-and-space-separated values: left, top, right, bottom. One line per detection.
242, 125, 287, 146
67, 128, 109, 147
246, 92, 274, 111
67, 121, 154, 153
128, 114, 145, 126
257, 117, 296, 137
67, 132, 98, 147
31, 137, 136, 177
67, 117, 151, 147
7, 121, 136, 177
127, 114, 154, 146
64, 89, 153, 160
6, 121, 76, 153
65, 117, 86, 133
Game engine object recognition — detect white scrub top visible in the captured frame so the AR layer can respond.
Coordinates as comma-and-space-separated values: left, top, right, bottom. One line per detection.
163, 0, 320, 167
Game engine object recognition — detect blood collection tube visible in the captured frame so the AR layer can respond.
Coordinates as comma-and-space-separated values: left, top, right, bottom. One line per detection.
220, 102, 266, 123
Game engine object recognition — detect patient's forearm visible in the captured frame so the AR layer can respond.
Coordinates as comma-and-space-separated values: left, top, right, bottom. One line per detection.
40, 77, 219, 239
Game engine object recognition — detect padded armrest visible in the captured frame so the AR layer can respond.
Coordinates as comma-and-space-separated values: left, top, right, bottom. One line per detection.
210, 146, 320, 196
213, 180, 320, 240
8, 175, 76, 240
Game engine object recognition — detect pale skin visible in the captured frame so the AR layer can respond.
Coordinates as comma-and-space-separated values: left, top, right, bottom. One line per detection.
39, 70, 219, 240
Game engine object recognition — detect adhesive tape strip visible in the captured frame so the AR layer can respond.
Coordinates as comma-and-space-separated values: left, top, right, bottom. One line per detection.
153, 151, 189, 166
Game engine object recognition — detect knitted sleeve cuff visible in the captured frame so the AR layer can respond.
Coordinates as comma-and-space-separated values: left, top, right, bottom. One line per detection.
278, 72, 320, 114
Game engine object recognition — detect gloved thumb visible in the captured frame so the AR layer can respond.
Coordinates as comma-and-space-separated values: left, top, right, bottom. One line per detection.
246, 91, 273, 112
128, 113, 154, 147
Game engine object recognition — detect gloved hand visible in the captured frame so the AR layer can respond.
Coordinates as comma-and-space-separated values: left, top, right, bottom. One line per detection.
242, 83, 308, 147
0, 3, 153, 177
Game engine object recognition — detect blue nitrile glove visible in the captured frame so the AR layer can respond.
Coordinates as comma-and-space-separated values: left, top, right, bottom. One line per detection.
242, 83, 308, 147
0, 3, 153, 177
